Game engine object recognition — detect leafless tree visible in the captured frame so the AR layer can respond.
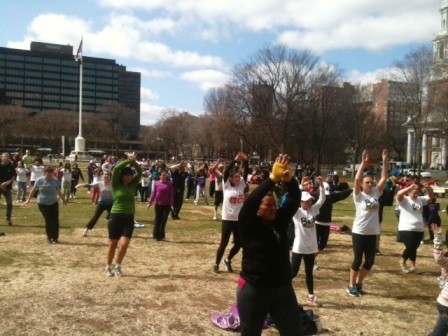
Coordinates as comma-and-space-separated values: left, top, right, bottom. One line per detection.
341, 88, 385, 177
97, 102, 135, 156
389, 44, 434, 174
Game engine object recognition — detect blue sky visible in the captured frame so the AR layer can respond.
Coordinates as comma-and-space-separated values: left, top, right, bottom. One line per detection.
0, 0, 444, 124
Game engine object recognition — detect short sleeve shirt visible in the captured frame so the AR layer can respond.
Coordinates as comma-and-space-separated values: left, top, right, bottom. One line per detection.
35, 177, 60, 205
352, 187, 381, 235
398, 195, 429, 232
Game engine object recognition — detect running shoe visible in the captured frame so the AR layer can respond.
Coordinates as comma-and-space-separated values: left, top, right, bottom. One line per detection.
223, 259, 234, 272
346, 285, 359, 297
113, 265, 122, 277
313, 261, 319, 271
212, 265, 219, 274
409, 267, 421, 274
356, 283, 363, 296
399, 262, 410, 274
307, 295, 322, 307
105, 266, 113, 277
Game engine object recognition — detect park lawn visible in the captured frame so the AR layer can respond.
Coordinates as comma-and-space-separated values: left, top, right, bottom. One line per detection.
0, 175, 446, 335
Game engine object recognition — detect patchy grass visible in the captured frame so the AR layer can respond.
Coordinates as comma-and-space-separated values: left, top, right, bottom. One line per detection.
0, 181, 446, 335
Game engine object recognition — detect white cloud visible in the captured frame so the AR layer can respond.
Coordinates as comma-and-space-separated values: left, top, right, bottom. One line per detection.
7, 13, 225, 68
278, 14, 438, 54
129, 68, 171, 79
179, 70, 230, 91
345, 68, 390, 85
99, 0, 441, 53
140, 87, 162, 124
140, 103, 164, 125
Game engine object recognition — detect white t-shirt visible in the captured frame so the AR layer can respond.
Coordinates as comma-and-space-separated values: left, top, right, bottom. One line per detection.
398, 195, 429, 232
292, 187, 326, 254
62, 169, 72, 182
221, 178, 246, 221
16, 168, 28, 183
30, 165, 45, 182
352, 187, 381, 235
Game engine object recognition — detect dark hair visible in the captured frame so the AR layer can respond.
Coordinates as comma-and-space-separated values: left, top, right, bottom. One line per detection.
44, 166, 54, 173
121, 167, 134, 176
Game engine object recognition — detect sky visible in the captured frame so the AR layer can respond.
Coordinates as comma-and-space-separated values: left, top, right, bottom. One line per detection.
0, 0, 445, 125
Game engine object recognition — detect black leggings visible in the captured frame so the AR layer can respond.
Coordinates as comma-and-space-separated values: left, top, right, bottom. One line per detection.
237, 281, 302, 336
399, 230, 424, 262
86, 203, 112, 230
351, 233, 376, 271
316, 224, 330, 251
38, 202, 59, 241
215, 220, 241, 265
291, 253, 315, 294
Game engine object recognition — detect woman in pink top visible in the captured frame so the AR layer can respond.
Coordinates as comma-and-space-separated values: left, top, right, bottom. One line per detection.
147, 171, 174, 241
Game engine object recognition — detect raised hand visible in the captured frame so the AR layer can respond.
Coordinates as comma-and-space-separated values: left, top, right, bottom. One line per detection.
361, 150, 369, 164
382, 149, 389, 161
431, 223, 442, 234
125, 152, 136, 161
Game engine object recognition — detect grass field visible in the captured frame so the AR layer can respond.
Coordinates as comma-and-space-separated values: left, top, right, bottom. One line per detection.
0, 172, 447, 335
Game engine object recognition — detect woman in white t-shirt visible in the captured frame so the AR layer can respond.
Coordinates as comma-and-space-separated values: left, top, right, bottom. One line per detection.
397, 183, 433, 274
212, 152, 249, 274
291, 176, 325, 306
347, 149, 388, 298
30, 159, 45, 186
15, 161, 29, 203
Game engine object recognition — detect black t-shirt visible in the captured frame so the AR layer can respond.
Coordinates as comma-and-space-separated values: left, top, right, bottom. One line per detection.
0, 161, 17, 189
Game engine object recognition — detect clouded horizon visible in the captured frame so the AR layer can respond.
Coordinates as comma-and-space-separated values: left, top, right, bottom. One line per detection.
0, 0, 443, 124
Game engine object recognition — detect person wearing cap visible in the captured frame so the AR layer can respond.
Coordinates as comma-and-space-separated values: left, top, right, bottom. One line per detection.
212, 153, 249, 274
291, 175, 326, 306
347, 149, 388, 298
314, 174, 353, 270
105, 152, 142, 277
237, 154, 302, 334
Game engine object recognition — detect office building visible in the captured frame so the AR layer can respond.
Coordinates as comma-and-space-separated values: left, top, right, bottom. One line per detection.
0, 41, 140, 139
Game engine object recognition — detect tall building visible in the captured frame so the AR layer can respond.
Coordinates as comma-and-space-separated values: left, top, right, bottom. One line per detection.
0, 41, 141, 139
372, 80, 416, 134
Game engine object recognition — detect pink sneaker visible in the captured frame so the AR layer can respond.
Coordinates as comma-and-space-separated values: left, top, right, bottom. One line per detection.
307, 294, 322, 307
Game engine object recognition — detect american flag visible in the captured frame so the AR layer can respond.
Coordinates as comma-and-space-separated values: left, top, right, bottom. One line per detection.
74, 39, 83, 62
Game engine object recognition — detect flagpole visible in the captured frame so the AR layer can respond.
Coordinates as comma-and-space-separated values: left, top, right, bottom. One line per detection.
74, 38, 85, 153
78, 52, 83, 137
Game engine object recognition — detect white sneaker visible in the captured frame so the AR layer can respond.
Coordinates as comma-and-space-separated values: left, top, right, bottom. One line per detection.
213, 211, 217, 220
313, 261, 319, 271
410, 267, 421, 274
105, 266, 113, 277
400, 262, 410, 274
113, 265, 122, 277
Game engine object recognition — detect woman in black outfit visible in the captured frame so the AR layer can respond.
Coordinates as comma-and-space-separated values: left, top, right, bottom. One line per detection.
237, 154, 302, 335
70, 163, 84, 199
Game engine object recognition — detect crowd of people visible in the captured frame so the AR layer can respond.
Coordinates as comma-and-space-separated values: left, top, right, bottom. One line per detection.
2, 148, 448, 334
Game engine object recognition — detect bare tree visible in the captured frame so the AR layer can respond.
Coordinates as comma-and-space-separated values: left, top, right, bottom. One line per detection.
341, 89, 385, 177
231, 45, 322, 153
389, 44, 434, 174
97, 102, 135, 156
0, 105, 28, 147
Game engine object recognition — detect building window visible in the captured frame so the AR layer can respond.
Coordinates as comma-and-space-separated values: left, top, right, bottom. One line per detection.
6, 69, 24, 76
25, 63, 42, 70
6, 54, 24, 61
43, 65, 60, 72
25, 56, 42, 63
43, 58, 61, 65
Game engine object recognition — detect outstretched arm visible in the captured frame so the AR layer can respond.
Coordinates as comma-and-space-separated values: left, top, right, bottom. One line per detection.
354, 150, 368, 197
376, 149, 389, 193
